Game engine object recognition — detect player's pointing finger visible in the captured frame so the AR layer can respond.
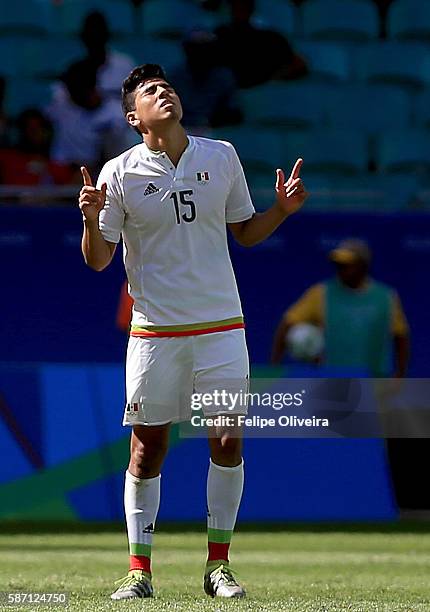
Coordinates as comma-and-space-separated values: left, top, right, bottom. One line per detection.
81, 166, 93, 187
275, 168, 285, 191
289, 158, 303, 181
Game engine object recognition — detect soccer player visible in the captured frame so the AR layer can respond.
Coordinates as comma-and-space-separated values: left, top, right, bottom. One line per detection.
79, 64, 308, 600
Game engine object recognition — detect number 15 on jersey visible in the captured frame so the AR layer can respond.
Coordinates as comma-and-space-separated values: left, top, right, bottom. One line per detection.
169, 190, 196, 224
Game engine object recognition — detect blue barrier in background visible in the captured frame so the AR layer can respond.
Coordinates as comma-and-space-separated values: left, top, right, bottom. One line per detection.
0, 363, 397, 521
1, 207, 429, 374
2, 207, 425, 520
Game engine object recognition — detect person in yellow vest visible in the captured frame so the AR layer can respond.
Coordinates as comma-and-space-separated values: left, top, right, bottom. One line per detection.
271, 238, 409, 377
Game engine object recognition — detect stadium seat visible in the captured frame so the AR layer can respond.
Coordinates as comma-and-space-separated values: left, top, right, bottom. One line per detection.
239, 82, 328, 128
253, 0, 297, 38
0, 1, 48, 35
36, 38, 85, 78
0, 33, 82, 80
292, 172, 337, 211
334, 174, 420, 211
51, 0, 135, 36
5, 78, 54, 116
296, 42, 351, 82
221, 128, 368, 177
414, 89, 430, 128
247, 173, 278, 210
211, 127, 283, 173
294, 173, 420, 211
295, 173, 380, 211
259, 171, 411, 211
387, 0, 430, 42
140, 1, 214, 39
376, 131, 430, 173
301, 0, 379, 41
354, 41, 429, 89
0, 34, 83, 80
0, 34, 46, 77
248, 171, 338, 211
304, 172, 394, 214
325, 84, 411, 135
282, 130, 368, 175
377, 174, 421, 210
114, 39, 186, 75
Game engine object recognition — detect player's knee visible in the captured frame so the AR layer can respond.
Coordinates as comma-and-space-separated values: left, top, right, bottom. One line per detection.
211, 434, 242, 466
130, 439, 168, 477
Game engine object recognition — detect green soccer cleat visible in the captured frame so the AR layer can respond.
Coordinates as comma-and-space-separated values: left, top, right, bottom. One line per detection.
110, 569, 153, 600
204, 564, 246, 598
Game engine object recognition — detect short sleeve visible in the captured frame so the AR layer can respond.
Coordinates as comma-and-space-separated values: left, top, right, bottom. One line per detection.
225, 145, 255, 224
284, 284, 324, 327
97, 161, 125, 244
391, 291, 409, 336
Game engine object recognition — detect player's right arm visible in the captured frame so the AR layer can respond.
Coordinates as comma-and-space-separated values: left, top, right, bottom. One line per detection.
79, 166, 116, 271
271, 317, 291, 365
271, 284, 324, 364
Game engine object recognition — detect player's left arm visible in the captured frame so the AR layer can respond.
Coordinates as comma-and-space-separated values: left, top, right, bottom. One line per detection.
228, 158, 308, 247
392, 292, 410, 378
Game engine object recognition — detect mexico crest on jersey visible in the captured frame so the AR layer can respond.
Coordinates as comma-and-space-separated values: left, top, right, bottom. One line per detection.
196, 171, 210, 182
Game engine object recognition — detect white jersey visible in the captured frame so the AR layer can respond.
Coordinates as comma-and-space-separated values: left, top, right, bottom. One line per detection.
97, 135, 255, 336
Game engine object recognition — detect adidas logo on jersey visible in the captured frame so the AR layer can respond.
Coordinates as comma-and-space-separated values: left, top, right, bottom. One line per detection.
144, 182, 160, 196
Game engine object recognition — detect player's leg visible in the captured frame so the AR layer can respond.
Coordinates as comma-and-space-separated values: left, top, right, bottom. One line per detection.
112, 335, 191, 600
204, 422, 245, 597
207, 426, 244, 564
126, 423, 170, 575
193, 330, 248, 597
111, 423, 170, 600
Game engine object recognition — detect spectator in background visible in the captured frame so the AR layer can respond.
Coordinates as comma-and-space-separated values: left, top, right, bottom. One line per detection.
117, 280, 134, 333
0, 109, 73, 185
201, 0, 223, 10
80, 11, 135, 101
47, 60, 133, 176
216, 0, 307, 88
372, 0, 395, 38
170, 30, 242, 133
0, 77, 12, 149
271, 239, 410, 377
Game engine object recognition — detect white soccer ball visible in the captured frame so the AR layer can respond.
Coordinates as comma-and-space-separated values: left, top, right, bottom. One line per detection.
286, 323, 324, 361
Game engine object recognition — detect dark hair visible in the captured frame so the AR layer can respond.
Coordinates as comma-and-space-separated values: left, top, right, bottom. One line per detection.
121, 64, 167, 116
62, 59, 99, 109
16, 108, 53, 155
81, 10, 109, 40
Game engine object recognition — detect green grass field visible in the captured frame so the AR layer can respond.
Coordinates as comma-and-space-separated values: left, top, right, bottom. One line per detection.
1, 523, 430, 611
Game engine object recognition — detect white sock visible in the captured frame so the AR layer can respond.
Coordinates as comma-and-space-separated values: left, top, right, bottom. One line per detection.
124, 470, 160, 570
207, 459, 244, 532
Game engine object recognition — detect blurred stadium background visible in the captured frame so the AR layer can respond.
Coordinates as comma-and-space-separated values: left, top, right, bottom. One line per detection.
1, 0, 430, 547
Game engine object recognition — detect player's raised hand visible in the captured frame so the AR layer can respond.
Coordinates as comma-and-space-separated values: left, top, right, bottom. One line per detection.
79, 166, 107, 221
275, 158, 308, 216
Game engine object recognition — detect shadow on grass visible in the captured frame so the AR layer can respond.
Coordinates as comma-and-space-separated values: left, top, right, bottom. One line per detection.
1, 520, 430, 535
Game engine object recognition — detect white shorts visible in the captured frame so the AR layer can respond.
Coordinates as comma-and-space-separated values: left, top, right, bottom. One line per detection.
123, 329, 249, 426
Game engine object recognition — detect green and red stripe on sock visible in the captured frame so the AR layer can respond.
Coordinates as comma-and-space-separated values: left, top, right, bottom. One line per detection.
129, 543, 151, 575
207, 528, 233, 566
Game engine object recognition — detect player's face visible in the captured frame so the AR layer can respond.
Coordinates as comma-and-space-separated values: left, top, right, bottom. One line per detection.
336, 262, 367, 288
127, 79, 183, 133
